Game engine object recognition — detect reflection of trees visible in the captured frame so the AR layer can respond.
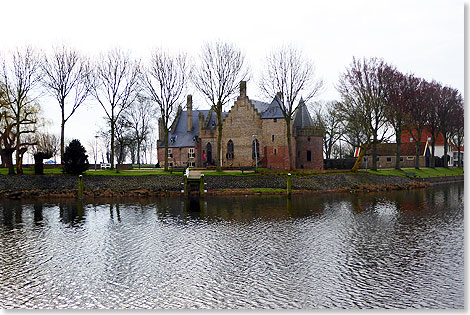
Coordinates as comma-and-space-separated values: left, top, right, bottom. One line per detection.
59, 201, 85, 226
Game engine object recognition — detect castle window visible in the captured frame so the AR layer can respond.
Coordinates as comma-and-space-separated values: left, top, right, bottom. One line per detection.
188, 148, 195, 158
307, 151, 311, 162
308, 137, 311, 142
298, 151, 300, 157
227, 140, 234, 159
274, 148, 277, 155
168, 149, 173, 158
272, 135, 275, 142
274, 118, 277, 123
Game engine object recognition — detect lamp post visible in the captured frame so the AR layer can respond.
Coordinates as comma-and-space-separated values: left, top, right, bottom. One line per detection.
94, 135, 99, 171
252, 135, 258, 169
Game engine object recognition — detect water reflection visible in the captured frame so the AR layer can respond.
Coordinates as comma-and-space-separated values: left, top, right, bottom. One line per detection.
0, 182, 464, 309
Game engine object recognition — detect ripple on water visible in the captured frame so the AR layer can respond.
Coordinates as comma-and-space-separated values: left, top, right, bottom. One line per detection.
0, 184, 464, 309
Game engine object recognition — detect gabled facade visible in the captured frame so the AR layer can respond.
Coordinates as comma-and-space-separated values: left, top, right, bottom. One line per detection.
157, 81, 323, 170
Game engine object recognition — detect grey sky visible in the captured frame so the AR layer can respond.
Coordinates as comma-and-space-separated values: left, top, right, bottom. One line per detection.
1, 0, 463, 161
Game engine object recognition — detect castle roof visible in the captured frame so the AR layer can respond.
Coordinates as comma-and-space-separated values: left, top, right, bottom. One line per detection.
260, 95, 285, 119
161, 97, 315, 148
293, 98, 314, 128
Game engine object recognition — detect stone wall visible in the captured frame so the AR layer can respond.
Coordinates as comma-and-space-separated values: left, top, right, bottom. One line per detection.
0, 173, 417, 198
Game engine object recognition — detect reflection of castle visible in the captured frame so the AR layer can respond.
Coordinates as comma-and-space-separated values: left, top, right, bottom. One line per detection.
157, 81, 323, 170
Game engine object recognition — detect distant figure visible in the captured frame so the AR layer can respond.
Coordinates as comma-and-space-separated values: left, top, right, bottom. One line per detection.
203, 153, 206, 161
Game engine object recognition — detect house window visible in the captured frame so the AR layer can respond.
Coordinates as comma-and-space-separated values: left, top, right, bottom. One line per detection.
386, 157, 392, 162
227, 140, 234, 159
410, 137, 413, 142
272, 135, 275, 142
188, 148, 195, 158
363, 157, 368, 162
307, 151, 312, 162
168, 149, 173, 158
400, 157, 404, 162
274, 118, 277, 123
407, 156, 414, 160
168, 162, 173, 167
376, 157, 379, 161
274, 148, 277, 155
189, 161, 195, 167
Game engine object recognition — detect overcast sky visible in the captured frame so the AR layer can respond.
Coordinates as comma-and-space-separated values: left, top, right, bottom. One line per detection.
1, 0, 464, 161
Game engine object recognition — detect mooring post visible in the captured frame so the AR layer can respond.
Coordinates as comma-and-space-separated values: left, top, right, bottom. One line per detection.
200, 174, 205, 197
78, 175, 84, 199
184, 173, 189, 198
287, 173, 292, 198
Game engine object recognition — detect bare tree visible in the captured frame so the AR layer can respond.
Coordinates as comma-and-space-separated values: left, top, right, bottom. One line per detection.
337, 57, 392, 172
403, 75, 428, 169
438, 86, 462, 168
0, 46, 42, 174
312, 101, 343, 160
452, 100, 464, 168
91, 48, 140, 170
141, 49, 189, 171
193, 41, 249, 172
42, 44, 91, 163
260, 45, 323, 170
30, 132, 59, 174
124, 94, 154, 168
383, 65, 408, 170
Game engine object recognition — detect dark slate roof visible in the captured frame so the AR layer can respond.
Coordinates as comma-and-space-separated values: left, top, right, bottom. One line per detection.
164, 110, 208, 148
251, 99, 269, 113
260, 95, 285, 119
293, 98, 314, 128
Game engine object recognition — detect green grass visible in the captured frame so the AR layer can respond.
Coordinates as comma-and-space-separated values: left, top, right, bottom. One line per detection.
0, 167, 63, 175
367, 167, 463, 178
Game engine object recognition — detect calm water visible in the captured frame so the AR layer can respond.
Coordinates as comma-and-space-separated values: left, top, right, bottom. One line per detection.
0, 183, 464, 309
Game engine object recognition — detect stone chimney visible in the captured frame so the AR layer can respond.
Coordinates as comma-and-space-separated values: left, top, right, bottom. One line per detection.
187, 95, 193, 132
240, 81, 247, 97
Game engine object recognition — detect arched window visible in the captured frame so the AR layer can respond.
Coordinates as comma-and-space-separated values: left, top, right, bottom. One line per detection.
227, 140, 234, 159
252, 139, 260, 160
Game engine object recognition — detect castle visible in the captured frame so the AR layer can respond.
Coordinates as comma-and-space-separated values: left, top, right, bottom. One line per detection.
157, 81, 323, 170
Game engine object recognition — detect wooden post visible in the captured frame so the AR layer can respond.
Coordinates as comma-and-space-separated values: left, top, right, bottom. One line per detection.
200, 174, 205, 197
287, 173, 292, 198
184, 174, 189, 198
78, 175, 84, 199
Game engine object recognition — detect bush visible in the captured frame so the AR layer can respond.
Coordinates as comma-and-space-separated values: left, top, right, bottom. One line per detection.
63, 139, 89, 175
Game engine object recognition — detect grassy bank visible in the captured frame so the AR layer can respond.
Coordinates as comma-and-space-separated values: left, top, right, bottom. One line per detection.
367, 167, 463, 178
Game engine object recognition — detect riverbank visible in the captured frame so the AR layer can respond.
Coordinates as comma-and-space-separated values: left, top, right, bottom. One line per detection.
0, 172, 461, 199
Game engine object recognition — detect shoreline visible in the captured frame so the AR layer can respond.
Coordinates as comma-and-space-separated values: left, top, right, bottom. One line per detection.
0, 173, 460, 200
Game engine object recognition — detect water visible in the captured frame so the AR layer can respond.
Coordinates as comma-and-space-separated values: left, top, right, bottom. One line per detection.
0, 183, 464, 309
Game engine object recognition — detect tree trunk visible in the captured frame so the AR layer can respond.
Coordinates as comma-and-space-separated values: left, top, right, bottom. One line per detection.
4, 148, 15, 175
414, 129, 422, 169
351, 143, 370, 172
431, 141, 435, 168
371, 138, 378, 171
216, 105, 223, 172
443, 134, 448, 168
137, 141, 141, 169
164, 130, 169, 172
15, 114, 21, 175
395, 125, 401, 170
286, 118, 294, 170
110, 119, 115, 170
60, 104, 65, 164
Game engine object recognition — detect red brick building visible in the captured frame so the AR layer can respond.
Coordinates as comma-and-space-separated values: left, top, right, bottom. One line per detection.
157, 81, 323, 170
